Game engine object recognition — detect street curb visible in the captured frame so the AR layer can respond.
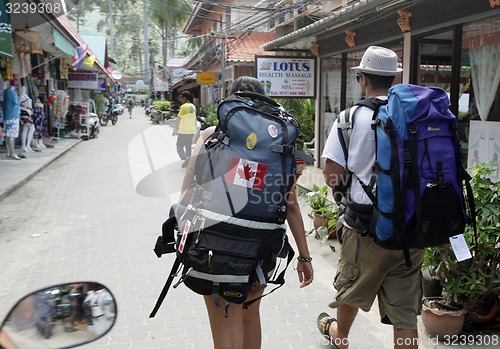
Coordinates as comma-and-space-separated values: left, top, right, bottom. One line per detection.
0, 139, 82, 202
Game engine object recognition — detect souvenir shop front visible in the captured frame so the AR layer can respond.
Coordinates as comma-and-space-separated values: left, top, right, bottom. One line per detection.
0, 3, 74, 156
263, 0, 500, 176
1, 4, 117, 158
0, 36, 72, 153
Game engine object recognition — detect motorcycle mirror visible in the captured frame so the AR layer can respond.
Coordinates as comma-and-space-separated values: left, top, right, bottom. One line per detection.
0, 282, 117, 349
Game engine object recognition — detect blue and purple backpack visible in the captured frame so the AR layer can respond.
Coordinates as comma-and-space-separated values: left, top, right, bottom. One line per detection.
340, 84, 476, 265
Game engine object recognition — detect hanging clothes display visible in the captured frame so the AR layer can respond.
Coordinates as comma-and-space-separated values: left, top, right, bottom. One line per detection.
0, 84, 4, 123
33, 101, 46, 140
2, 58, 12, 80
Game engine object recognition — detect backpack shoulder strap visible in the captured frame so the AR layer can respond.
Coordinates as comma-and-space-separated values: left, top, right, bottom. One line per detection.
243, 237, 295, 309
337, 107, 353, 164
336, 98, 385, 202
357, 97, 387, 111
149, 257, 181, 318
337, 98, 386, 161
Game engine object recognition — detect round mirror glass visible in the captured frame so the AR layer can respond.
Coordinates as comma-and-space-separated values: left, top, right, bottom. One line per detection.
0, 282, 116, 349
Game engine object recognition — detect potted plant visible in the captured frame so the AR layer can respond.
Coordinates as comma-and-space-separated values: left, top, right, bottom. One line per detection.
314, 204, 339, 244
421, 296, 466, 339
421, 161, 500, 336
302, 185, 338, 243
422, 247, 444, 297
441, 162, 499, 313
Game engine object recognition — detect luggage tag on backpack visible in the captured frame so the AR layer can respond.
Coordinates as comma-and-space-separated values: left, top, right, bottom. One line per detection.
449, 234, 472, 262
178, 220, 192, 253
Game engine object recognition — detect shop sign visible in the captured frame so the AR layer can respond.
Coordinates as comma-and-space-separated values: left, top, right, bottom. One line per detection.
98, 78, 106, 90
197, 72, 217, 85
154, 80, 169, 91
0, 1, 13, 57
255, 56, 316, 98
68, 73, 99, 89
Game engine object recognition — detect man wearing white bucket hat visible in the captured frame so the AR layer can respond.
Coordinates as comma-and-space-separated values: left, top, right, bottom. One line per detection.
318, 46, 422, 349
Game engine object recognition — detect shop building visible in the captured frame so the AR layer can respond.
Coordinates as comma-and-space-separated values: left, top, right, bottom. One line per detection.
178, 1, 280, 105
263, 0, 500, 173
1, 3, 117, 149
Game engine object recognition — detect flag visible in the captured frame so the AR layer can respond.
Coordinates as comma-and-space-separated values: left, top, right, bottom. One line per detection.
83, 55, 95, 68
225, 157, 267, 191
71, 44, 88, 70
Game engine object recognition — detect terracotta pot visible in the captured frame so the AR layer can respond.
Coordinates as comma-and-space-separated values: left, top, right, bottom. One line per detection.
313, 213, 337, 239
466, 297, 498, 324
313, 213, 325, 230
421, 297, 465, 339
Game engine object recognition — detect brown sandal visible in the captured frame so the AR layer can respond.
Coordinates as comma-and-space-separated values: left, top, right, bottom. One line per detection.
317, 312, 340, 348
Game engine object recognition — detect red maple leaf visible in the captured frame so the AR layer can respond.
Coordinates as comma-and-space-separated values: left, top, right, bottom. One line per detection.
237, 164, 255, 181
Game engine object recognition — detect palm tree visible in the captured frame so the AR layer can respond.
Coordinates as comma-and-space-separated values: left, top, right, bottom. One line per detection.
186, 35, 202, 52
149, 0, 192, 79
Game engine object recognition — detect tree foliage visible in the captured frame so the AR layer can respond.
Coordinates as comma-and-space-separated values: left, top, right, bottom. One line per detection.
70, 0, 196, 77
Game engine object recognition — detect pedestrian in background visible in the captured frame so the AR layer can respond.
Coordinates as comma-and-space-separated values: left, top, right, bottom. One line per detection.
318, 46, 423, 349
172, 90, 196, 168
126, 97, 134, 119
180, 76, 314, 349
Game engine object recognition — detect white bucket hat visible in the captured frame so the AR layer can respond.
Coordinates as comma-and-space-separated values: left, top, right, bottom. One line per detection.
351, 46, 403, 76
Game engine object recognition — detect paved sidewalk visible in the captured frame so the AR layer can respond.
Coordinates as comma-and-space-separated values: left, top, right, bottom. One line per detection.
0, 137, 81, 202
0, 124, 495, 348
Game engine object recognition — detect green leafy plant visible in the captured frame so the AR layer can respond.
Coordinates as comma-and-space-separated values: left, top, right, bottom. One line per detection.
275, 98, 315, 151
313, 204, 339, 244
301, 185, 339, 244
430, 161, 500, 314
423, 246, 445, 281
302, 184, 328, 213
153, 100, 171, 111
90, 92, 108, 115
201, 103, 218, 126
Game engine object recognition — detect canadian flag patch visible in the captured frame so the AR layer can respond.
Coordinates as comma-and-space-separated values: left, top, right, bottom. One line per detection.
225, 157, 267, 190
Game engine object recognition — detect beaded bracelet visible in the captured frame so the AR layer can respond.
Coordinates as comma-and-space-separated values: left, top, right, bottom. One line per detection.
297, 256, 313, 262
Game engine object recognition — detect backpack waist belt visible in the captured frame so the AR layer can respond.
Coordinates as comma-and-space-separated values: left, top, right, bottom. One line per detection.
198, 208, 286, 231
344, 201, 373, 233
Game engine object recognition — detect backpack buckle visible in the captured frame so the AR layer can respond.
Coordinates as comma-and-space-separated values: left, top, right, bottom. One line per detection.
409, 125, 418, 134
271, 145, 295, 156
277, 205, 287, 223
403, 148, 411, 165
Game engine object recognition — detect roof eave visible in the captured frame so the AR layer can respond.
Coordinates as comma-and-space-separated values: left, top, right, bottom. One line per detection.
262, 0, 406, 51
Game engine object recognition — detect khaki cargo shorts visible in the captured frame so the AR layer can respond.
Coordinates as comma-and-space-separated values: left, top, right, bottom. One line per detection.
329, 226, 424, 329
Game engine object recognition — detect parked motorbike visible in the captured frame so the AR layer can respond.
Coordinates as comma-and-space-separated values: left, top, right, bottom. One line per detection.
145, 104, 156, 119
99, 107, 119, 126
115, 103, 125, 115
0, 282, 116, 349
150, 106, 165, 125
197, 111, 209, 131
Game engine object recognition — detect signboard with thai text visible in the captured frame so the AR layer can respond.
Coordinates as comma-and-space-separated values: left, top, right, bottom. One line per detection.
68, 73, 99, 89
197, 72, 217, 85
255, 56, 316, 98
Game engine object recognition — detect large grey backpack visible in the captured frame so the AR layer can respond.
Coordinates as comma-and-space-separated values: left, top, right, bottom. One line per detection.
150, 92, 300, 317
193, 91, 301, 224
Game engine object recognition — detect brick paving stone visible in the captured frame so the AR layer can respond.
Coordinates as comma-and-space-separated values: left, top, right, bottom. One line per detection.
0, 107, 495, 348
